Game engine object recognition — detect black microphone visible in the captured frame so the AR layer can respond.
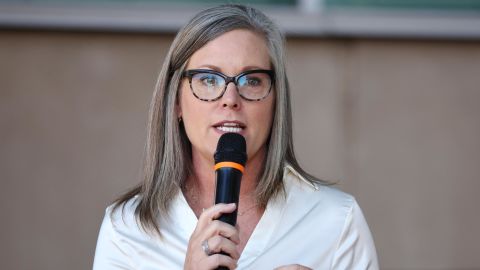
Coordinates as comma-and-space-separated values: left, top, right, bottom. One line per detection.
213, 133, 246, 270
214, 132, 247, 226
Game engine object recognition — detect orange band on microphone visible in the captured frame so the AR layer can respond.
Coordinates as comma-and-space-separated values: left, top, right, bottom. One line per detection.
214, 162, 245, 173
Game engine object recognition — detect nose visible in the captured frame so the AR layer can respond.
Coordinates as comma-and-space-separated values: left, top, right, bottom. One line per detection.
221, 82, 241, 110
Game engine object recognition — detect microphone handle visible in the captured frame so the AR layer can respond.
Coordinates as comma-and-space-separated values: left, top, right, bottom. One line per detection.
214, 167, 242, 270
214, 167, 242, 225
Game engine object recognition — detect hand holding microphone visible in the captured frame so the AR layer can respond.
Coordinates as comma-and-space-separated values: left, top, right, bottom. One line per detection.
184, 133, 246, 270
184, 203, 240, 270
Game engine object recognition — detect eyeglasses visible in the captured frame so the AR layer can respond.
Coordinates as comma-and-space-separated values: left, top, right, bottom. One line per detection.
182, 69, 274, 101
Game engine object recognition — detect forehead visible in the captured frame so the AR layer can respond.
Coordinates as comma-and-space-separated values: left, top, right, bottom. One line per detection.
187, 29, 271, 71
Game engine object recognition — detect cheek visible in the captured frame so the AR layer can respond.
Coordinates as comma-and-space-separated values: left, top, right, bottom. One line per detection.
261, 95, 275, 131
179, 88, 200, 136
178, 87, 215, 151
250, 98, 275, 146
179, 86, 198, 121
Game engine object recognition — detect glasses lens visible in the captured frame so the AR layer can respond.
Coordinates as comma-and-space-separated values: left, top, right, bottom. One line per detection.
237, 72, 272, 100
191, 72, 225, 100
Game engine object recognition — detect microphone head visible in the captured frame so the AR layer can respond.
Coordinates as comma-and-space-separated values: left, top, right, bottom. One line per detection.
214, 133, 247, 165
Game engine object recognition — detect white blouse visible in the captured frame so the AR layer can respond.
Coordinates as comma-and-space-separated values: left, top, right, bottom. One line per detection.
93, 166, 379, 269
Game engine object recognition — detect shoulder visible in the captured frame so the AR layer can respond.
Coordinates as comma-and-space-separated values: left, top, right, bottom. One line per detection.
283, 165, 355, 215
106, 195, 140, 224
281, 165, 369, 242
279, 165, 359, 236
280, 166, 379, 268
101, 195, 144, 239
93, 196, 142, 269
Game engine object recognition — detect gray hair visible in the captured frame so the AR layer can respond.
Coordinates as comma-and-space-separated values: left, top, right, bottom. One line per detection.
113, 4, 321, 235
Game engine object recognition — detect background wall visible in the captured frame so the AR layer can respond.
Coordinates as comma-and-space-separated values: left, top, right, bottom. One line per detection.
1, 30, 479, 270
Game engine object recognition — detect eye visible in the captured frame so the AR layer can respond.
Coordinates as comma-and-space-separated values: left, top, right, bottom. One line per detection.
246, 77, 262, 86
240, 75, 264, 87
199, 75, 219, 87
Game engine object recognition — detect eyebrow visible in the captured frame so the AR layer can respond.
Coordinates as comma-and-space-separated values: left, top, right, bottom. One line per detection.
192, 64, 271, 74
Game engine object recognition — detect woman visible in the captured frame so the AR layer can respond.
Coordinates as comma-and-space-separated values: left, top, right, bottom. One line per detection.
93, 4, 378, 270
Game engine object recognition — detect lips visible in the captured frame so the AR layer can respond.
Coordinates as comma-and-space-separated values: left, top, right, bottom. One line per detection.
213, 121, 246, 133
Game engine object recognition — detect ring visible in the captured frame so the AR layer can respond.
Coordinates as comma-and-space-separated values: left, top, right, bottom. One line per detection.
201, 239, 213, 256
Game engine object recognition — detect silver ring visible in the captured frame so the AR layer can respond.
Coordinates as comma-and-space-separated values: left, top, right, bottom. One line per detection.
201, 239, 213, 256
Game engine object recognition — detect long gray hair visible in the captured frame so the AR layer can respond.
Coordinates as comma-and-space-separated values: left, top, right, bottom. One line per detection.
113, 4, 321, 235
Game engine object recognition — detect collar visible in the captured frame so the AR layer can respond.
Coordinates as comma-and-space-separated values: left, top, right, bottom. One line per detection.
283, 164, 319, 191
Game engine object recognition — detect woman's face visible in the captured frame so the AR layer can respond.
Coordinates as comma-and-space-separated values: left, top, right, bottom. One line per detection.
178, 29, 275, 164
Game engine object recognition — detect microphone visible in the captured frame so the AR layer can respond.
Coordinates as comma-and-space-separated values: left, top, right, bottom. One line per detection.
214, 133, 246, 270
214, 132, 247, 226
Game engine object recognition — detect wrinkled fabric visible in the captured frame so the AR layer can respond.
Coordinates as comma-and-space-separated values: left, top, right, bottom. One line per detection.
93, 166, 379, 269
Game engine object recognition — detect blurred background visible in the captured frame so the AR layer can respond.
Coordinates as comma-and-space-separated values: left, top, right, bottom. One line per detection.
1, 0, 480, 269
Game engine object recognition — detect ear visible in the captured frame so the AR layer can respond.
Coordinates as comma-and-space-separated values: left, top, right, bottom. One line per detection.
175, 97, 182, 120
175, 104, 182, 119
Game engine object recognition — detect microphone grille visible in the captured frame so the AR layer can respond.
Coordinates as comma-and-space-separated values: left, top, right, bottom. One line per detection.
214, 133, 247, 165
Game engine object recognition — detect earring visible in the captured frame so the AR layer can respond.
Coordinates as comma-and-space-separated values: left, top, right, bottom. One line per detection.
178, 116, 183, 123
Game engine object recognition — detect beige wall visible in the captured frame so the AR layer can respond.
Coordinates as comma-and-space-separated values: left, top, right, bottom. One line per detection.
1, 30, 479, 270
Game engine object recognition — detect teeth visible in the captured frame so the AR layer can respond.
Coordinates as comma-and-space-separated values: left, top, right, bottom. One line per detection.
222, 123, 239, 127
215, 122, 244, 133
216, 126, 243, 133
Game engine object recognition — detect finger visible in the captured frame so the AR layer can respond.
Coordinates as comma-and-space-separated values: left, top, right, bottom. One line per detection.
204, 220, 240, 244
208, 235, 240, 259
202, 203, 236, 221
203, 253, 237, 270
198, 203, 236, 227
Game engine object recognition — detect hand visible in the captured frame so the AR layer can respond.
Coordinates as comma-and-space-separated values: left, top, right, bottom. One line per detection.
274, 265, 313, 270
184, 203, 240, 270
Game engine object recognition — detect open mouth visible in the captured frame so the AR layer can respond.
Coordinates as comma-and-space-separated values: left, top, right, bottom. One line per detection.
214, 122, 245, 133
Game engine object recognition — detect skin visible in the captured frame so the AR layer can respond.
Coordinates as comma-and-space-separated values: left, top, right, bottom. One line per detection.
178, 29, 274, 170
180, 29, 309, 270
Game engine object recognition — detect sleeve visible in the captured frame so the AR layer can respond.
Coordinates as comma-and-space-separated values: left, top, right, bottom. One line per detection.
331, 199, 379, 270
92, 207, 134, 270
